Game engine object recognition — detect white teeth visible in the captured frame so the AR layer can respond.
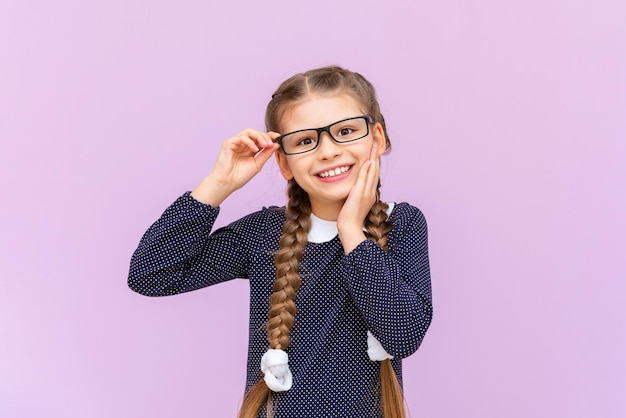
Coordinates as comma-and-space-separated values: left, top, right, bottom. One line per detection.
319, 166, 350, 178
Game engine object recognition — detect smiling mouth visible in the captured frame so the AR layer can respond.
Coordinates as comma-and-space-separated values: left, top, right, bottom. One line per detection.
317, 165, 352, 178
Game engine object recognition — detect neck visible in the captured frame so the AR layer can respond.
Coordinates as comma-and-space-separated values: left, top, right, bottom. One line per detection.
310, 200, 344, 221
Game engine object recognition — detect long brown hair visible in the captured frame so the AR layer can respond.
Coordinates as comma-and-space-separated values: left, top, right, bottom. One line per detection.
239, 66, 404, 418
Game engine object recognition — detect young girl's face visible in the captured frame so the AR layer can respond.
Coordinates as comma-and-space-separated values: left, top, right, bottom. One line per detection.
275, 92, 386, 220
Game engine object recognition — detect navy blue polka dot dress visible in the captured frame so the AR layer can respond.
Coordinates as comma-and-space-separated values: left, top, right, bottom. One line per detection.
129, 192, 433, 417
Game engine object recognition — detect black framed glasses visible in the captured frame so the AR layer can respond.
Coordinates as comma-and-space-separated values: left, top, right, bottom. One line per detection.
275, 115, 374, 155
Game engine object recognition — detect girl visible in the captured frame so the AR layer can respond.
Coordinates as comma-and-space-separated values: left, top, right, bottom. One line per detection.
129, 66, 433, 418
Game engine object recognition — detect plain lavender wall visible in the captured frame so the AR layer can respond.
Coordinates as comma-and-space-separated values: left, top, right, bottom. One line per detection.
1, 1, 624, 417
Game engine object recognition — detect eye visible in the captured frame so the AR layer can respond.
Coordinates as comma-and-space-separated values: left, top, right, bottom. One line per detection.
338, 127, 354, 136
296, 137, 315, 147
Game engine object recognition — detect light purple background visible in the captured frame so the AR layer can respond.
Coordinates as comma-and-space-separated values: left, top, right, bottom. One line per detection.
1, 1, 624, 417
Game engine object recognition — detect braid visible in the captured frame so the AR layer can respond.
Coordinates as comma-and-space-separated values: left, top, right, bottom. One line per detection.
238, 179, 311, 418
268, 180, 311, 349
364, 186, 405, 418
364, 188, 392, 251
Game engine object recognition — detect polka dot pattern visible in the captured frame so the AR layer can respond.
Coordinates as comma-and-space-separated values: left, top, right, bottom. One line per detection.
129, 192, 433, 417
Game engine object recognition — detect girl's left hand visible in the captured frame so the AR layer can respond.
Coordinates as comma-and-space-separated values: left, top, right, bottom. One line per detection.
337, 144, 380, 253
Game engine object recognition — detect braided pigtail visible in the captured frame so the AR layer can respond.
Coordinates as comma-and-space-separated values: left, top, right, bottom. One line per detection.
364, 188, 392, 251
364, 190, 405, 418
238, 180, 311, 418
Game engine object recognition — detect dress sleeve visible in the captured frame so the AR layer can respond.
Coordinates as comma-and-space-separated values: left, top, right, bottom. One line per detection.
340, 204, 433, 358
128, 192, 250, 296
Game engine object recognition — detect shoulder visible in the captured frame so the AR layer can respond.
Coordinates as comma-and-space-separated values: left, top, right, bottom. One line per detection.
384, 202, 429, 253
225, 205, 286, 235
388, 202, 427, 228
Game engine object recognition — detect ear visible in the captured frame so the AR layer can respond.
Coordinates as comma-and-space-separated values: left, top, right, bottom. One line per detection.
372, 122, 386, 157
274, 150, 294, 180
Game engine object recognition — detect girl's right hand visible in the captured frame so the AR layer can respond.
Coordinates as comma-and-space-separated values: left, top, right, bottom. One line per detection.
191, 129, 281, 207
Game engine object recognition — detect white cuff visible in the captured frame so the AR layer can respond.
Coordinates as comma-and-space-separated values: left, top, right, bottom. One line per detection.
367, 331, 394, 361
261, 349, 293, 392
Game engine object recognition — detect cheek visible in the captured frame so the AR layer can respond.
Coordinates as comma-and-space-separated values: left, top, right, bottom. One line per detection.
360, 141, 376, 158
285, 155, 309, 175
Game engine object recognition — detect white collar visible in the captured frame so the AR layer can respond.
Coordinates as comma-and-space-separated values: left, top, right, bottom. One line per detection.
307, 202, 395, 243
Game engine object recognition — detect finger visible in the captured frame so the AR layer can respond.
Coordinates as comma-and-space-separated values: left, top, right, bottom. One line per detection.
370, 143, 379, 169
366, 145, 380, 191
268, 131, 281, 141
252, 132, 280, 157
229, 129, 262, 154
354, 160, 372, 195
245, 129, 275, 149
254, 143, 280, 167
229, 135, 260, 154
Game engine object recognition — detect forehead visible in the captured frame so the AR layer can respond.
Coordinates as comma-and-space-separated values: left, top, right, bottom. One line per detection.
280, 93, 366, 133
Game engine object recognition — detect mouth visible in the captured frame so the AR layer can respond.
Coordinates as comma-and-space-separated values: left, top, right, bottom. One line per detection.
317, 165, 353, 179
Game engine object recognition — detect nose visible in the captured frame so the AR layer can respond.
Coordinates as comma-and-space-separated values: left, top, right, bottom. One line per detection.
315, 131, 342, 159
